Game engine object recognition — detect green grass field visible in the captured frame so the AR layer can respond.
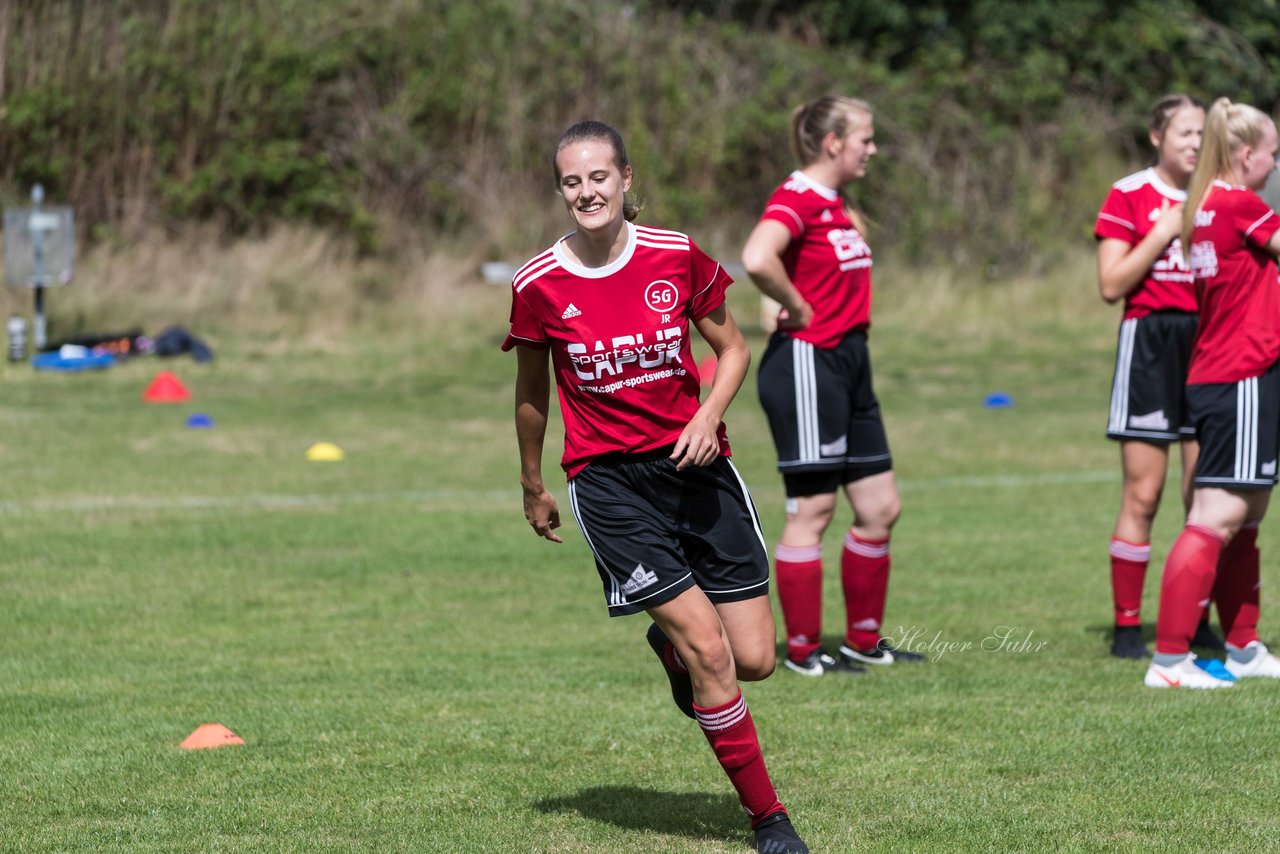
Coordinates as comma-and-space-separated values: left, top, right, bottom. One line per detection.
3, 268, 1279, 853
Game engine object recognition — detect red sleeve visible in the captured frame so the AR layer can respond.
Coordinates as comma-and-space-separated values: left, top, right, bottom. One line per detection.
687, 240, 732, 320
1236, 191, 1280, 249
1095, 187, 1137, 243
760, 188, 807, 240
500, 287, 550, 351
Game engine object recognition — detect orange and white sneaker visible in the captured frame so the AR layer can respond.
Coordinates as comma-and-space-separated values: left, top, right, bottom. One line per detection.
1144, 653, 1236, 689
1224, 641, 1280, 679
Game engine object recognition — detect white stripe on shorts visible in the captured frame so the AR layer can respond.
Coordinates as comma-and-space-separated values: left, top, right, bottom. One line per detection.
792, 338, 820, 463
1236, 377, 1259, 482
724, 458, 769, 558
567, 479, 625, 608
1108, 318, 1137, 434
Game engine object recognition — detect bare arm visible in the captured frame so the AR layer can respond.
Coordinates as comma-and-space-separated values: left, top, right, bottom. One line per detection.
741, 219, 813, 329
670, 304, 751, 470
1097, 201, 1183, 303
1269, 229, 1280, 257
514, 345, 562, 542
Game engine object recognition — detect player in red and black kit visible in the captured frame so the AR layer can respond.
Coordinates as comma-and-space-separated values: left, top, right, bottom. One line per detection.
504, 121, 808, 852
1095, 94, 1224, 659
1144, 98, 1280, 689
742, 96, 922, 676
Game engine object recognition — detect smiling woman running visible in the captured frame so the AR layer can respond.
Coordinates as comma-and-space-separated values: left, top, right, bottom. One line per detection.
503, 120, 808, 853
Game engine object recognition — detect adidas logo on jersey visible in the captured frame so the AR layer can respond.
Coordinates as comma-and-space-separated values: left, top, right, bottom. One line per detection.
622, 564, 659, 595
561, 303, 582, 319
820, 209, 834, 222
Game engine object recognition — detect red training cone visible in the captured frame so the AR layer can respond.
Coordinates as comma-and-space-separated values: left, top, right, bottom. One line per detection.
142, 371, 191, 403
180, 723, 244, 750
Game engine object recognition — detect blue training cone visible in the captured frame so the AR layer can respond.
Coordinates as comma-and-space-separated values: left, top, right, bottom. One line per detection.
984, 392, 1014, 409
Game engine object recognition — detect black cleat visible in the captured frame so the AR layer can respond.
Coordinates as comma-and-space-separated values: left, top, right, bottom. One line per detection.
783, 648, 865, 677
1110, 625, 1149, 659
646, 622, 694, 719
754, 811, 809, 854
840, 639, 925, 665
1192, 618, 1225, 651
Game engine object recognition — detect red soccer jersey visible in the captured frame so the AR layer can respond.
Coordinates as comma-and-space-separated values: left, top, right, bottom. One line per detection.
759, 171, 873, 349
502, 222, 733, 477
1094, 168, 1197, 319
1186, 181, 1280, 385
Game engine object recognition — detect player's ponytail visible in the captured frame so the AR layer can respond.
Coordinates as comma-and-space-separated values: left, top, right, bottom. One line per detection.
1181, 98, 1271, 249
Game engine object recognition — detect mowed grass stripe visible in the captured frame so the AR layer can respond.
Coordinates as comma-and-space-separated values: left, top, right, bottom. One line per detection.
0, 471, 1118, 516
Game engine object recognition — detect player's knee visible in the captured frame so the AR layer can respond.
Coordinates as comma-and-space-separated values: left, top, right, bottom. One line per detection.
1123, 483, 1163, 522
735, 646, 776, 681
855, 495, 900, 536
683, 634, 735, 682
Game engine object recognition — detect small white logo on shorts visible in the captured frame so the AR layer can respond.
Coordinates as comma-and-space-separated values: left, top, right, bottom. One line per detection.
1263, 460, 1277, 477
819, 435, 848, 457
622, 564, 659, 595
1128, 410, 1169, 431
561, 303, 582, 319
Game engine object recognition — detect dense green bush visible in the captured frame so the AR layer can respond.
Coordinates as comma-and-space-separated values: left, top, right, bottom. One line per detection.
0, 0, 1274, 271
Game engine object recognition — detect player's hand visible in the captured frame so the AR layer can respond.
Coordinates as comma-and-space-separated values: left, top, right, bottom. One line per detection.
523, 487, 563, 542
1152, 199, 1185, 243
671, 415, 720, 470
777, 300, 814, 331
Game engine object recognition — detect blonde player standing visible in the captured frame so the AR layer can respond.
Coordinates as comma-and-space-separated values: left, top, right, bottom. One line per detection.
1095, 94, 1224, 659
742, 96, 922, 676
506, 121, 808, 851
1145, 98, 1280, 688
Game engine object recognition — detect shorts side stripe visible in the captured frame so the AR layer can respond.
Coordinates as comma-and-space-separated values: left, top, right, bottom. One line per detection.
1109, 318, 1136, 434
723, 459, 768, 551
567, 480, 625, 608
793, 339, 819, 463
1236, 377, 1259, 482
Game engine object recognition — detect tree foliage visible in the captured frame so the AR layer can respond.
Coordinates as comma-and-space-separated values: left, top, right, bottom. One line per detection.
0, 0, 1274, 270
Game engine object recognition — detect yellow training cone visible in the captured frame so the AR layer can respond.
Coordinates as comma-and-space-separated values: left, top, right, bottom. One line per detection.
306, 442, 345, 461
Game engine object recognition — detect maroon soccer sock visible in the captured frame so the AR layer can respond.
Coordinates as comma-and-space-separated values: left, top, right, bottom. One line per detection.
1215, 522, 1260, 649
693, 690, 785, 828
842, 531, 890, 650
1109, 538, 1151, 628
1155, 525, 1225, 655
775, 544, 823, 662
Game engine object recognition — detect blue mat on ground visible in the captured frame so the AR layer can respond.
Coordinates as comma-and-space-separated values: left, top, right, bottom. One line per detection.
31, 352, 117, 372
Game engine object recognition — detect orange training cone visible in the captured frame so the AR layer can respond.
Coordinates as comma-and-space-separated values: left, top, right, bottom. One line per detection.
180, 723, 244, 750
143, 371, 191, 403
697, 355, 717, 386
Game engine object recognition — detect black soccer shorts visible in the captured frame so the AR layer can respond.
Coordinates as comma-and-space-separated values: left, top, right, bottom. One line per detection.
567, 449, 770, 617
1187, 358, 1280, 491
757, 329, 892, 497
1106, 311, 1197, 443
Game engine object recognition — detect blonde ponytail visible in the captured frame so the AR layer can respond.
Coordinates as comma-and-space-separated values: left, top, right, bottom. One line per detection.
1181, 98, 1272, 248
